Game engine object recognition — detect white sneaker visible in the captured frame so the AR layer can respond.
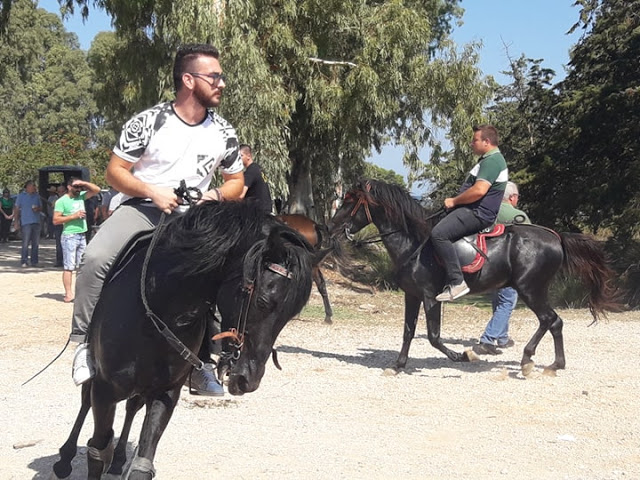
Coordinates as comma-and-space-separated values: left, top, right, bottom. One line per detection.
72, 343, 95, 386
435, 281, 470, 302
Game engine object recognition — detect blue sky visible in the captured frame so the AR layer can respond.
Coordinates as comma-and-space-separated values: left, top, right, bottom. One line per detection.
41, 0, 584, 194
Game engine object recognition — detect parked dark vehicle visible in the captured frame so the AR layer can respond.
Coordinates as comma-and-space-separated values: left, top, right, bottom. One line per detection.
38, 165, 90, 201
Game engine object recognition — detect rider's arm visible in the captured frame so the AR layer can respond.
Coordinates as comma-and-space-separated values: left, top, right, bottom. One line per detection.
106, 153, 178, 214
200, 171, 244, 202
445, 180, 491, 209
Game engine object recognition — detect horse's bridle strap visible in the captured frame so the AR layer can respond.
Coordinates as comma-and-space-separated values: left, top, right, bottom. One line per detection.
268, 263, 293, 278
350, 196, 373, 224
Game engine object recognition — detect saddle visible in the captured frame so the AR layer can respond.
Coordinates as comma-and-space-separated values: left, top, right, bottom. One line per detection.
453, 224, 506, 273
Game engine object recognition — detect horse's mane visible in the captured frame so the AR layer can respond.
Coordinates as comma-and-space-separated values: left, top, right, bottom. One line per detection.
363, 179, 435, 238
156, 201, 269, 277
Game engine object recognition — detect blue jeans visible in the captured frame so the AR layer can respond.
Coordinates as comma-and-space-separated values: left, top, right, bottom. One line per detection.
480, 287, 518, 346
61, 233, 87, 270
20, 222, 41, 265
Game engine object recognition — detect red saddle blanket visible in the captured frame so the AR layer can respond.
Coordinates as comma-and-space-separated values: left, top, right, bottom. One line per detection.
459, 224, 506, 273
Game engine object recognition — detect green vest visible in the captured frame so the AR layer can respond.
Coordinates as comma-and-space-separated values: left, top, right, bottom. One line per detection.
497, 202, 530, 224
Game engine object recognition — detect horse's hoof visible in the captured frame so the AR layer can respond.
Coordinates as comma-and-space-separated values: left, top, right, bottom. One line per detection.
521, 361, 535, 377
465, 348, 480, 362
542, 367, 557, 377
50, 463, 71, 480
323, 317, 333, 325
383, 367, 399, 376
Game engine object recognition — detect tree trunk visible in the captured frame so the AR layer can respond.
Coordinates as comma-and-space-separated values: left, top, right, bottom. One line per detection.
286, 152, 316, 220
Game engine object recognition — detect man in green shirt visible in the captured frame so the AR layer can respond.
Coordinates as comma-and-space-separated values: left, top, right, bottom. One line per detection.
53, 177, 101, 303
432, 125, 508, 302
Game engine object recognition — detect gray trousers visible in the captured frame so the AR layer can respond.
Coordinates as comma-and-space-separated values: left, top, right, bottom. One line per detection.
69, 204, 163, 343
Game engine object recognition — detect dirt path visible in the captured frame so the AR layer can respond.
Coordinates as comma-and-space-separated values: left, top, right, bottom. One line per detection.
1, 239, 639, 479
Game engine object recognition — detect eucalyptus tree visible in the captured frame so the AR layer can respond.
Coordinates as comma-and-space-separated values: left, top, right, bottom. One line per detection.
530, 0, 640, 237
49, 0, 494, 219
0, 0, 97, 150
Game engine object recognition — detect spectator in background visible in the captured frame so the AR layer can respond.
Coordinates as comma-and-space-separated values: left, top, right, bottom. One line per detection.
238, 144, 273, 214
46, 186, 59, 239
99, 186, 118, 224
0, 188, 15, 242
53, 184, 66, 267
84, 193, 101, 241
14, 180, 42, 267
54, 177, 101, 303
473, 181, 531, 355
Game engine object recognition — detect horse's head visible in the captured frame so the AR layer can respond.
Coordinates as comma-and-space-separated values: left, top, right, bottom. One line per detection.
225, 224, 313, 395
328, 179, 377, 239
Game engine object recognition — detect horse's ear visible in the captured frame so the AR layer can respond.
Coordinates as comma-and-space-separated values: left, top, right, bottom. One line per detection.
265, 225, 312, 262
264, 226, 289, 263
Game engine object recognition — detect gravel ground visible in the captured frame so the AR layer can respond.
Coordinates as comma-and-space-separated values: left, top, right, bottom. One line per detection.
1, 239, 639, 479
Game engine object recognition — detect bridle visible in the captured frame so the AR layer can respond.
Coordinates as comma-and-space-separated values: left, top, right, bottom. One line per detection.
344, 182, 401, 244
348, 182, 373, 225
212, 262, 293, 366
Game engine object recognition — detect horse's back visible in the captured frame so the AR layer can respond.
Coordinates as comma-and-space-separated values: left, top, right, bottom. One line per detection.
481, 224, 564, 287
276, 214, 319, 247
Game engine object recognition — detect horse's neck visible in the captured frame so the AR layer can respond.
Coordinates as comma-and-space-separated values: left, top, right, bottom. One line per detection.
373, 216, 423, 265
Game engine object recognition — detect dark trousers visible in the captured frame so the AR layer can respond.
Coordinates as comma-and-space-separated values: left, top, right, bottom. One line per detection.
431, 207, 491, 285
0, 215, 11, 241
54, 224, 63, 265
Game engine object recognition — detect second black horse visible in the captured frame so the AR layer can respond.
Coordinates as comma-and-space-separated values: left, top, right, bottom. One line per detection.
329, 179, 620, 375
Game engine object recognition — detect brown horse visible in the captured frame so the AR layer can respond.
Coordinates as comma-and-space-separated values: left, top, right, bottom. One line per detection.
277, 214, 338, 324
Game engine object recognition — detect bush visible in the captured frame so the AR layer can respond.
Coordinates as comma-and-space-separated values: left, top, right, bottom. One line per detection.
337, 224, 398, 289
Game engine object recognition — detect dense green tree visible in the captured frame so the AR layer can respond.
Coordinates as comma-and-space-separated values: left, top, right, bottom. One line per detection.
0, 0, 97, 149
0, 1, 108, 187
528, 0, 640, 237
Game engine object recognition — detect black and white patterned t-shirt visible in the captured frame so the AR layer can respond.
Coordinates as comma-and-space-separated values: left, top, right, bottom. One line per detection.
113, 102, 242, 200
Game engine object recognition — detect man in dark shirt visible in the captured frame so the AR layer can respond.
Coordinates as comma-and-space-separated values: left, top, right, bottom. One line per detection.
239, 144, 273, 214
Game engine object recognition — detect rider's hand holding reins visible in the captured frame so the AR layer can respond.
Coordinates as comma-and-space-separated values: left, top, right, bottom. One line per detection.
148, 185, 179, 214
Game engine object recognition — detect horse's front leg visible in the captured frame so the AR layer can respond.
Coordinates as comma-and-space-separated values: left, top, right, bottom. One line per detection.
51, 381, 92, 479
87, 381, 117, 480
127, 386, 181, 480
104, 395, 145, 479
425, 300, 468, 362
395, 294, 421, 369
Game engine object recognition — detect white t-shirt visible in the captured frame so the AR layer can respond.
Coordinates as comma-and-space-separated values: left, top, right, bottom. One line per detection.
112, 102, 243, 203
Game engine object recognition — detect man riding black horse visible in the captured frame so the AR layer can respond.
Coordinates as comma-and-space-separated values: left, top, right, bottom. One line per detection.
69, 44, 244, 396
431, 124, 508, 302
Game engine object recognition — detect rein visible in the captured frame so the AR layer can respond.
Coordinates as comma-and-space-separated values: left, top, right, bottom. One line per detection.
139, 181, 205, 371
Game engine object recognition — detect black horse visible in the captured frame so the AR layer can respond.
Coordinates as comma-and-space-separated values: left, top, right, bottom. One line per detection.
329, 179, 620, 375
51, 201, 313, 480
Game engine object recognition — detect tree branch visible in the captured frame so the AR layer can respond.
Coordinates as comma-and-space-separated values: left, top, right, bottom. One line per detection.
309, 57, 357, 68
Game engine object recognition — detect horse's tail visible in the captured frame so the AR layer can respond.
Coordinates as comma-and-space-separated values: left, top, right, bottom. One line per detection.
313, 223, 344, 266
560, 232, 623, 321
